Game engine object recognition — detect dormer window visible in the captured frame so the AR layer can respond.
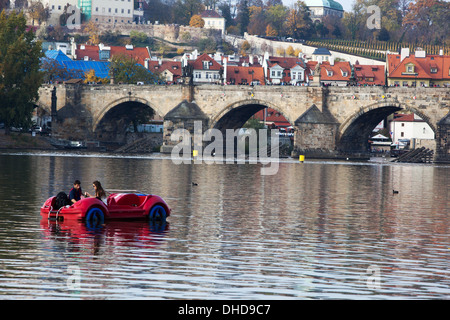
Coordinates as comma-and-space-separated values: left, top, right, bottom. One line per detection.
327, 70, 333, 77
342, 71, 348, 77
430, 67, 437, 73
405, 63, 415, 73
203, 61, 209, 69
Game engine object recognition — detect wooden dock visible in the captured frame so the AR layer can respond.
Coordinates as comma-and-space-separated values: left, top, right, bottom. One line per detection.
391, 147, 434, 163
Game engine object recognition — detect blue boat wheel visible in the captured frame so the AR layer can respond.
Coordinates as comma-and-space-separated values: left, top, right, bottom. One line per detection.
149, 205, 167, 221
85, 207, 105, 226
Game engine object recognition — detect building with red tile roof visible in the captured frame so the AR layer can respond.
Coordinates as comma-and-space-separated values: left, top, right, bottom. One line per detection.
387, 48, 450, 87
200, 9, 226, 36
75, 44, 150, 67
253, 108, 292, 128
264, 56, 308, 85
319, 60, 351, 86
225, 66, 265, 85
189, 53, 223, 84
354, 62, 385, 86
389, 113, 434, 145
147, 60, 182, 83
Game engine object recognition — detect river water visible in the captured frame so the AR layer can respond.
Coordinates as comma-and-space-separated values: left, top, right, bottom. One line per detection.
0, 150, 448, 299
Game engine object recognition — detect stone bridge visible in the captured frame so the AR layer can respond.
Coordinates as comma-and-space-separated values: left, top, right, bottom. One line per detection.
37, 84, 450, 162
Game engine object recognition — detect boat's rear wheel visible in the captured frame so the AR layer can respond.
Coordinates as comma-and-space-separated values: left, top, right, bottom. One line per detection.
149, 205, 167, 221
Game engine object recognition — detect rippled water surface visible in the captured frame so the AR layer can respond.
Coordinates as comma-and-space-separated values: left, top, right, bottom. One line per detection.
0, 151, 448, 299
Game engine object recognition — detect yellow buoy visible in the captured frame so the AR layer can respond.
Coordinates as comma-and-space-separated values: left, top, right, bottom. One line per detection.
299, 155, 305, 162
193, 150, 198, 157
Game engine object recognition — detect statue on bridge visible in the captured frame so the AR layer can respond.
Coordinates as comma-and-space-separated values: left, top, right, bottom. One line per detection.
182, 64, 194, 86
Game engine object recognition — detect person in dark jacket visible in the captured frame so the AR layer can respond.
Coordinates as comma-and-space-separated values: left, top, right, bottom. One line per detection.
69, 180, 83, 204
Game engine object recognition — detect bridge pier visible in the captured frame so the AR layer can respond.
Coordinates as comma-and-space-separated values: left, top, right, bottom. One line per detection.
291, 105, 342, 159
436, 114, 450, 163
161, 100, 209, 154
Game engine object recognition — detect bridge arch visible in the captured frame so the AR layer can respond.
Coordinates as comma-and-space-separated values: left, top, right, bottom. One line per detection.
337, 100, 437, 152
93, 96, 164, 132
93, 96, 163, 143
210, 98, 295, 131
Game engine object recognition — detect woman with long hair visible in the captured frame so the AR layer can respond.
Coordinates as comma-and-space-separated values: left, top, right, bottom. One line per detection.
85, 180, 107, 203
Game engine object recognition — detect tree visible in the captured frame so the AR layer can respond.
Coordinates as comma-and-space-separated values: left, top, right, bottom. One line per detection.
109, 54, 160, 84
189, 14, 205, 28
83, 21, 100, 45
266, 4, 289, 36
84, 70, 109, 84
403, 0, 450, 45
285, 1, 313, 39
129, 30, 148, 46
173, 0, 204, 25
28, 1, 50, 26
0, 10, 43, 134
265, 24, 277, 36
286, 45, 295, 56
241, 40, 251, 55
237, 0, 250, 35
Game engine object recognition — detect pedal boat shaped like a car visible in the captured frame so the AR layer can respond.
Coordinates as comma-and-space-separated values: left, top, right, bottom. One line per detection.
40, 192, 171, 223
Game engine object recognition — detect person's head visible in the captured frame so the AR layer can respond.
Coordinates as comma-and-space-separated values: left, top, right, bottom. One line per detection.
92, 181, 105, 197
92, 181, 103, 191
73, 180, 81, 190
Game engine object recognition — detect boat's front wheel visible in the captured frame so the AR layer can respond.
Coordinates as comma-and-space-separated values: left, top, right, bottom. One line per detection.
149, 205, 167, 221
85, 207, 105, 228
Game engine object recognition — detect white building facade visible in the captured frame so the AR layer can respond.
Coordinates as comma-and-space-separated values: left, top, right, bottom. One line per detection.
390, 114, 435, 145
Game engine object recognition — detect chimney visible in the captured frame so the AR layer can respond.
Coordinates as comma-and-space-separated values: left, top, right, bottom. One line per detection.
158, 58, 162, 66
330, 55, 335, 66
249, 54, 254, 65
144, 59, 149, 69
400, 48, 409, 62
415, 47, 426, 58
439, 49, 443, 56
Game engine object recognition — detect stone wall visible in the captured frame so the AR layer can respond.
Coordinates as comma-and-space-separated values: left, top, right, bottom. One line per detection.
96, 23, 221, 43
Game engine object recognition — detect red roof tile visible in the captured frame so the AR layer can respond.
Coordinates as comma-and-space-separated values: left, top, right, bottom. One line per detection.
319, 61, 351, 82
75, 44, 150, 67
387, 53, 450, 80
354, 63, 385, 85
148, 60, 182, 78
189, 53, 223, 71
200, 10, 223, 18
226, 66, 265, 85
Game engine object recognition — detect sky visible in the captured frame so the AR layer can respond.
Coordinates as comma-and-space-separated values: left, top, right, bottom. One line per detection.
283, 0, 355, 12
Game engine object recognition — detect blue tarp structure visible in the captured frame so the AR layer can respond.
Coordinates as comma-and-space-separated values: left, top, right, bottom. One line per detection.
43, 50, 110, 79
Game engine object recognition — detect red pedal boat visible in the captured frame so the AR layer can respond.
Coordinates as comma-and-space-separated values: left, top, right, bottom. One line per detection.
40, 192, 171, 225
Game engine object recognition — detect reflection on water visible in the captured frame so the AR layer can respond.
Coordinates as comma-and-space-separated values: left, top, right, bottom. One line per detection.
0, 151, 448, 299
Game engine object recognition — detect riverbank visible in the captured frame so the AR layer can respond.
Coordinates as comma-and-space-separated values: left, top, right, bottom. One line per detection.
0, 131, 56, 150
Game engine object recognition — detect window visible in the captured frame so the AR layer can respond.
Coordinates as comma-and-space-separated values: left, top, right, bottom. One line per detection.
406, 64, 414, 73
203, 61, 209, 70
431, 68, 437, 73
423, 128, 426, 134
401, 123, 405, 127
401, 132, 404, 137
271, 71, 275, 77
403, 81, 408, 87
277, 71, 281, 77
